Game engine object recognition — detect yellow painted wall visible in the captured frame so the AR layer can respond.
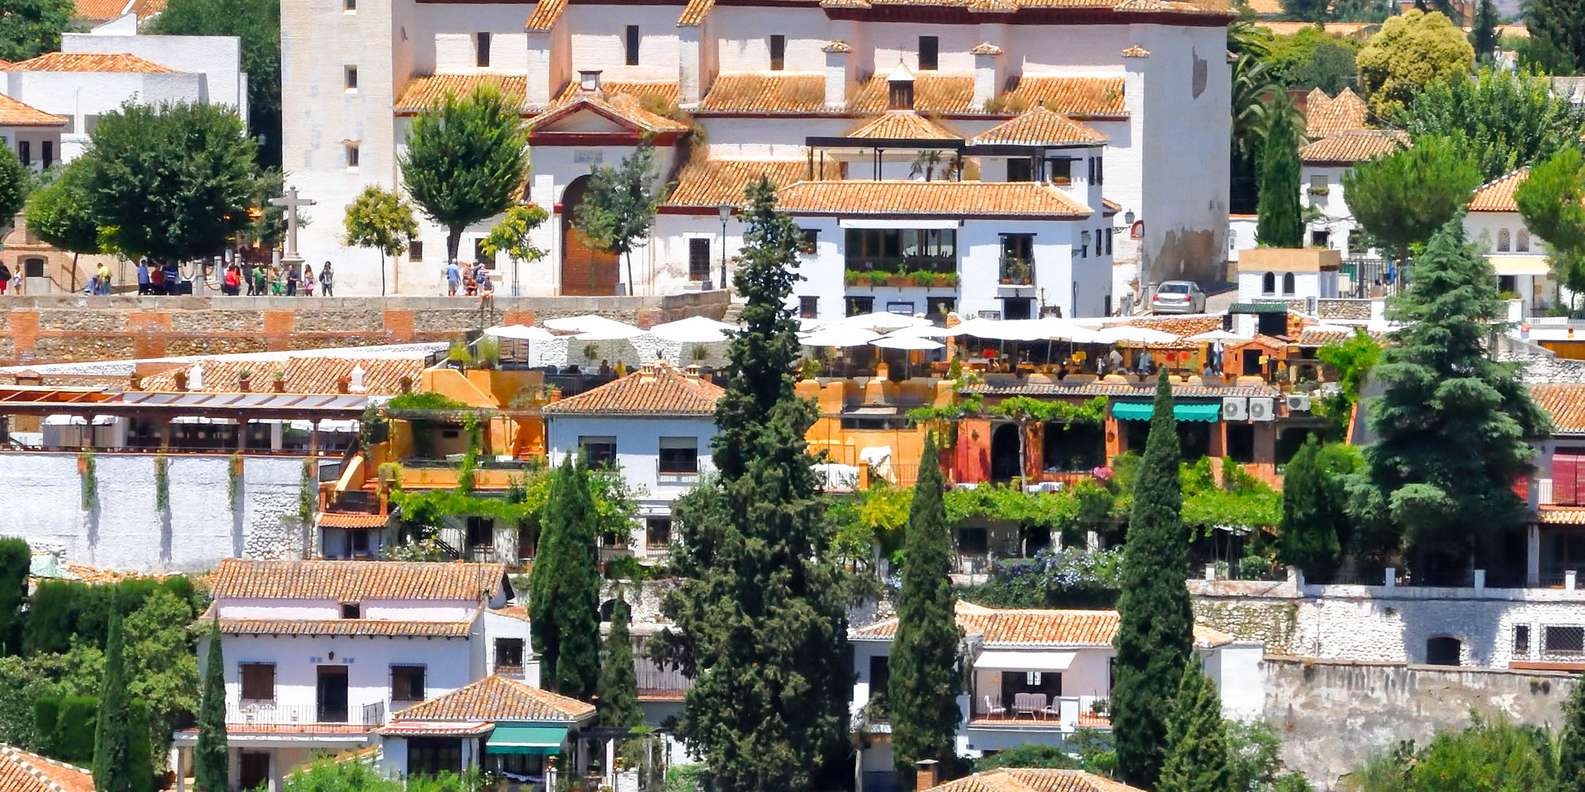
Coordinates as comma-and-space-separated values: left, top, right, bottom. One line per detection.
798, 377, 953, 486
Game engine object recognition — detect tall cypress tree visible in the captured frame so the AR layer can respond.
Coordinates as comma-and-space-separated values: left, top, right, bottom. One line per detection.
1560, 676, 1585, 790
1470, 0, 1499, 60
0, 537, 28, 654
529, 457, 601, 699
93, 608, 135, 792
1157, 664, 1231, 792
1112, 370, 1194, 788
1255, 92, 1304, 249
889, 435, 964, 788
194, 618, 228, 792
597, 590, 642, 731
1279, 436, 1343, 580
655, 177, 852, 791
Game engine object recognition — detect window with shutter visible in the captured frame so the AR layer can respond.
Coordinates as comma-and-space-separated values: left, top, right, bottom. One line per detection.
688, 238, 710, 281
1555, 453, 1582, 505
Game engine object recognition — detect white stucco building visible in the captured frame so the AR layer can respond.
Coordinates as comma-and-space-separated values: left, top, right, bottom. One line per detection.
1465, 167, 1563, 318
541, 363, 723, 560
1234, 247, 1339, 305
0, 25, 248, 165
848, 601, 1263, 790
281, 0, 1233, 300
170, 559, 535, 791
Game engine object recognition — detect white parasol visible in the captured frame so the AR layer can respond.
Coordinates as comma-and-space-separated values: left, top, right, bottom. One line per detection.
1092, 325, 1180, 344
799, 326, 881, 348
544, 314, 644, 341
1185, 329, 1251, 343
484, 324, 557, 341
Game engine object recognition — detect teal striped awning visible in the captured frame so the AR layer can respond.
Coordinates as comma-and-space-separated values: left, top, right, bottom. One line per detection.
1112, 402, 1222, 423
485, 724, 567, 755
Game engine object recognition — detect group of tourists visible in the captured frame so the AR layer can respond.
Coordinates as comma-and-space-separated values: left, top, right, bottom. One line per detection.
445, 260, 494, 297
219, 260, 335, 297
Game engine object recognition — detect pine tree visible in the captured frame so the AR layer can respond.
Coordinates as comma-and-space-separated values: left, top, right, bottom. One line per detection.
654, 177, 852, 791
194, 618, 228, 792
1279, 437, 1343, 580
1158, 665, 1231, 792
889, 435, 964, 788
1255, 92, 1304, 249
1364, 218, 1548, 581
93, 608, 137, 792
1561, 677, 1585, 790
529, 457, 601, 699
1112, 370, 1195, 788
597, 590, 641, 731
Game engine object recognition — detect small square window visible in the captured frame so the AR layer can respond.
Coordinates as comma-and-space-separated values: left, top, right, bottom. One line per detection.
659, 437, 699, 474
343, 0, 355, 10
390, 665, 426, 702
769, 35, 786, 71
345, 143, 360, 169
919, 35, 939, 71
345, 65, 358, 91
646, 516, 672, 548
688, 238, 710, 281
240, 663, 275, 701
625, 25, 640, 66
799, 228, 819, 254
1514, 625, 1531, 658
581, 436, 617, 467
476, 32, 491, 68
799, 296, 819, 319
409, 239, 423, 262
340, 602, 360, 619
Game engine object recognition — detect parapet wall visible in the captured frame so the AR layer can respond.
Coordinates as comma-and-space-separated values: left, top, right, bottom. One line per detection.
0, 292, 729, 366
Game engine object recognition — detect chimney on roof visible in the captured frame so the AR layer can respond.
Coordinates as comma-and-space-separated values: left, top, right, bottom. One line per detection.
349, 364, 367, 393
915, 760, 939, 790
823, 41, 851, 110
189, 363, 204, 391
972, 41, 1005, 110
578, 69, 603, 95
887, 61, 915, 111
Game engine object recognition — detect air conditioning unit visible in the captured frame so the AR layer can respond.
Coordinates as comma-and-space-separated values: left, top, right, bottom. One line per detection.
1248, 397, 1276, 422
1222, 397, 1249, 422
1286, 394, 1312, 412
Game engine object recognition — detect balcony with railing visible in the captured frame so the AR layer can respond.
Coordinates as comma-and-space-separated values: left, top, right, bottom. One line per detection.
968, 694, 1109, 732
998, 257, 1033, 286
636, 659, 692, 702
227, 701, 387, 733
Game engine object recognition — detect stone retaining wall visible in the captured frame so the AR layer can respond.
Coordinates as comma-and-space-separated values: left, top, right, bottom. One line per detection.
0, 292, 729, 365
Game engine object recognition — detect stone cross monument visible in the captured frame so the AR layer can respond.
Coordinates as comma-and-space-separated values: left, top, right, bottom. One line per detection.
269, 187, 316, 275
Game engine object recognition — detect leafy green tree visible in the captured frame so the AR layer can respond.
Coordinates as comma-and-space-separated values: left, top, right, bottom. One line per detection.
1224, 719, 1285, 792
25, 159, 102, 292
573, 143, 663, 294
1356, 11, 1475, 120
399, 85, 528, 265
1343, 135, 1479, 266
0, 147, 27, 225
1525, 0, 1585, 74
0, 0, 73, 62
528, 457, 601, 699
654, 177, 852, 791
1408, 715, 1556, 791
1316, 330, 1383, 430
1256, 91, 1304, 248
1261, 28, 1361, 92
0, 538, 27, 655
1561, 674, 1585, 790
93, 608, 147, 792
1112, 371, 1194, 788
1390, 68, 1585, 183
1280, 437, 1346, 579
81, 102, 257, 266
1278, 0, 1328, 23
147, 0, 279, 164
1158, 665, 1230, 792
123, 590, 197, 773
597, 590, 641, 731
1518, 147, 1585, 313
342, 185, 419, 296
52, 695, 98, 764
1363, 219, 1548, 580
279, 756, 401, 792
479, 203, 549, 297
194, 619, 227, 792
889, 436, 963, 787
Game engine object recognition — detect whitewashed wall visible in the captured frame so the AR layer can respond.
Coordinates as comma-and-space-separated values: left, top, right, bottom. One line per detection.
0, 453, 309, 573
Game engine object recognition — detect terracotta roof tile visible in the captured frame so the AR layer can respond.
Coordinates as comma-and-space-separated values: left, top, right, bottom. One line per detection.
317, 512, 391, 529
0, 745, 95, 792
1303, 87, 1369, 138
855, 602, 1233, 648
851, 72, 979, 114
970, 107, 1106, 146
1299, 129, 1406, 165
0, 94, 66, 126
211, 559, 508, 601
379, 721, 494, 737
542, 364, 724, 416
390, 675, 595, 722
216, 617, 475, 637
1470, 167, 1528, 213
926, 768, 1143, 792
529, 91, 689, 135
822, 0, 1234, 13
774, 180, 1092, 219
677, 0, 715, 25
699, 72, 828, 113
9, 52, 174, 73
72, 0, 127, 20
1537, 506, 1585, 525
524, 0, 567, 30
1120, 45, 1150, 57
845, 111, 961, 140
665, 159, 833, 208
553, 80, 678, 108
394, 74, 527, 114
1001, 75, 1127, 118
127, 0, 165, 19
1532, 383, 1585, 434
490, 604, 531, 621
139, 357, 425, 396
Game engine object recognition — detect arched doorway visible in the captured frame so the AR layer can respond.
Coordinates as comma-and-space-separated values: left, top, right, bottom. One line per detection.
990, 422, 1023, 483
559, 176, 620, 296
1426, 636, 1462, 666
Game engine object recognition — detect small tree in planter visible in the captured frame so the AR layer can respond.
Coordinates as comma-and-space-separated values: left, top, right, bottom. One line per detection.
271, 371, 287, 393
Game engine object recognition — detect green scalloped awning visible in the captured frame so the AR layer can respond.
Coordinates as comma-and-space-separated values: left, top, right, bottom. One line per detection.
485, 724, 566, 755
1112, 402, 1221, 423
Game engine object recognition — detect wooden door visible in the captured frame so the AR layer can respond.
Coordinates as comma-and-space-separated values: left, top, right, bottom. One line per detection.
559, 176, 621, 296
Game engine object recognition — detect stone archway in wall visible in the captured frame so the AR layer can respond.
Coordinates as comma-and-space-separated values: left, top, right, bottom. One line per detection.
559, 175, 620, 296
990, 422, 1023, 483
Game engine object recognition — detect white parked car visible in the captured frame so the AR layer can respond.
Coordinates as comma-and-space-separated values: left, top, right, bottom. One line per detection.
1151, 280, 1207, 314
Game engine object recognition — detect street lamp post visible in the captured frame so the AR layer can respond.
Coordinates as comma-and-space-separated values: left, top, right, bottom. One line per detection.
716, 203, 732, 291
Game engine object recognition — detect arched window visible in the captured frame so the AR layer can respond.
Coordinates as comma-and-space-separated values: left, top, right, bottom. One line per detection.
1262, 272, 1276, 295
1498, 228, 1511, 252
1282, 272, 1296, 295
1518, 229, 1531, 252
